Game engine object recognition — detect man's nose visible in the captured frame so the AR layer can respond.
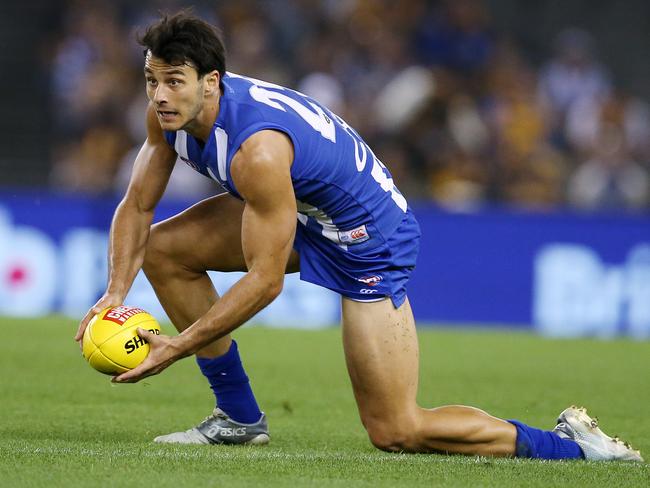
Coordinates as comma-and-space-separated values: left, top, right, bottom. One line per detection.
153, 85, 167, 104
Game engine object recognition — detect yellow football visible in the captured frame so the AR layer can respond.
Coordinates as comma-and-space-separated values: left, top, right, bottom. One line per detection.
82, 306, 161, 375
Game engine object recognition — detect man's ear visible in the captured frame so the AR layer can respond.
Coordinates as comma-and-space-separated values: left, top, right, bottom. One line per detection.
205, 70, 220, 96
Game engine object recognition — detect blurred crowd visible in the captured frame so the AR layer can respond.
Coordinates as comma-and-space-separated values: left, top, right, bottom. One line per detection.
45, 0, 650, 212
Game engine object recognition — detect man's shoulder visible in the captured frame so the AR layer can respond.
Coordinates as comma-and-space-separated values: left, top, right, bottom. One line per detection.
224, 72, 291, 92
219, 73, 304, 144
222, 72, 310, 116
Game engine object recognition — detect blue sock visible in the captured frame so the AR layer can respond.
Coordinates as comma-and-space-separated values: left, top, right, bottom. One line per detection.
508, 420, 584, 460
196, 340, 262, 424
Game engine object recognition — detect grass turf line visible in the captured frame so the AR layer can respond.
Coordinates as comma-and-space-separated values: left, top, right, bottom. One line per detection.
0, 317, 648, 487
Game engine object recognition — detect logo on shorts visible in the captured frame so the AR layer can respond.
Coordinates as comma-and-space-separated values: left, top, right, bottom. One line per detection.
338, 225, 370, 244
357, 275, 383, 287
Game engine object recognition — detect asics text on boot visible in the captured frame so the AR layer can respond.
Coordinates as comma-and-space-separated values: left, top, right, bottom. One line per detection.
154, 408, 270, 445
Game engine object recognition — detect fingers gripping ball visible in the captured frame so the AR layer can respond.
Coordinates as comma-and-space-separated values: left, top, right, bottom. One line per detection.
82, 306, 161, 375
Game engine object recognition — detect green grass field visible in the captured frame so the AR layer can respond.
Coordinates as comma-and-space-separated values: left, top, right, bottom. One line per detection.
1, 317, 649, 487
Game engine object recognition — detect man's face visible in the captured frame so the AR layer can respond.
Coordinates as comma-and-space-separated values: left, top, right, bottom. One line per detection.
144, 52, 205, 131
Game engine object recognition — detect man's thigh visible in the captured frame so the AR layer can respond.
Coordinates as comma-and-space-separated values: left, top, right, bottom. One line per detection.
341, 296, 419, 420
149, 192, 300, 273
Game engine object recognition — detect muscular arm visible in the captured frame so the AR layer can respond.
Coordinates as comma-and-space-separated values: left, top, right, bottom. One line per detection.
106, 105, 176, 298
75, 104, 176, 340
174, 130, 296, 354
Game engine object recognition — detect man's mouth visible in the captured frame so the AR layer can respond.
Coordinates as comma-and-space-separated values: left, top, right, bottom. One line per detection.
157, 110, 178, 120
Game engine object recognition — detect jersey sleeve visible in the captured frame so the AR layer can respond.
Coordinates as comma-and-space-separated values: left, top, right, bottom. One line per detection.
224, 120, 303, 197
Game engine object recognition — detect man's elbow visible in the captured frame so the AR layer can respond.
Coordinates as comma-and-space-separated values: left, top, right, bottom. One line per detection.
119, 194, 154, 217
263, 278, 284, 302
248, 265, 285, 303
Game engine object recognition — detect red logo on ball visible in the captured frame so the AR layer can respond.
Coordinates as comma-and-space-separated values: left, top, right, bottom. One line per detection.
104, 306, 146, 325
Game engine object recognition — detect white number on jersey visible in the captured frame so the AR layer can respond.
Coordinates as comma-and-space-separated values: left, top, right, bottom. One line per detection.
234, 72, 406, 213
370, 157, 408, 212
247, 85, 336, 143
331, 113, 407, 212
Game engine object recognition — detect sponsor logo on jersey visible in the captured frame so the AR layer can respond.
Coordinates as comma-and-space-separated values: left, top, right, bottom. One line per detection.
360, 288, 378, 294
338, 225, 370, 244
180, 156, 201, 172
357, 275, 383, 287
104, 306, 146, 325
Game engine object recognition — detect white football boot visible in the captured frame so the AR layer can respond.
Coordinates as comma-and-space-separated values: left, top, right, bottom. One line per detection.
154, 408, 269, 445
553, 406, 643, 462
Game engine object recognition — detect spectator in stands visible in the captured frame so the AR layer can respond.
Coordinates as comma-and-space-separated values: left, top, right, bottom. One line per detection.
486, 40, 567, 208
568, 95, 650, 210
537, 28, 611, 148
43, 0, 649, 213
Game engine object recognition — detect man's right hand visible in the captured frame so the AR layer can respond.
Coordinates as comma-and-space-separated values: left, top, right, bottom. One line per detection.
75, 293, 124, 344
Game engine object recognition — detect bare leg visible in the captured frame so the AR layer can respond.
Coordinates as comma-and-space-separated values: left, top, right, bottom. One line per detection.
341, 296, 516, 456
142, 193, 299, 358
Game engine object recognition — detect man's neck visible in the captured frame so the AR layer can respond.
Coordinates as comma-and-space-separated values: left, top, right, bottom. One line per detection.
184, 91, 221, 142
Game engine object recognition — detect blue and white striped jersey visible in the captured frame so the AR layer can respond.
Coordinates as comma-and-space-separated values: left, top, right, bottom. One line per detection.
164, 72, 411, 253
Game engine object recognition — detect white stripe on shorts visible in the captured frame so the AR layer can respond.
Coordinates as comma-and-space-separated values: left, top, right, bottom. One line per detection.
348, 296, 388, 303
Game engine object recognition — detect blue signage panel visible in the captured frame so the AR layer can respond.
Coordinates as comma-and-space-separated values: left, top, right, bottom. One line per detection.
1, 191, 649, 337
409, 204, 650, 337
0, 190, 339, 327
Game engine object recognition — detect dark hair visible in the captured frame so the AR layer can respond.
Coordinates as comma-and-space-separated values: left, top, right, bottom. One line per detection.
138, 10, 226, 79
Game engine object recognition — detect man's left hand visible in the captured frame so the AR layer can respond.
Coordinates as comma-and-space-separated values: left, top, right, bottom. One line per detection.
112, 328, 181, 383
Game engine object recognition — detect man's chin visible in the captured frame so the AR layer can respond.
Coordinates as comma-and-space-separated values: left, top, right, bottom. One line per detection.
158, 119, 184, 131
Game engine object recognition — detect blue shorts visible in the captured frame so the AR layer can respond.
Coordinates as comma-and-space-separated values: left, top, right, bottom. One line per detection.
292, 210, 421, 308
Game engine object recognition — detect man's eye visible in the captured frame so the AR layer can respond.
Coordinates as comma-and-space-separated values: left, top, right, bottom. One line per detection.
169, 79, 182, 86
146, 78, 157, 86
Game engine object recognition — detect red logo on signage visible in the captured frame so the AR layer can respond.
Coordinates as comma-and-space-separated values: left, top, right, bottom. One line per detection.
103, 306, 146, 325
6, 263, 29, 288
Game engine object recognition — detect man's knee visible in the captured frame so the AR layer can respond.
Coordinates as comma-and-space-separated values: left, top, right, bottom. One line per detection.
363, 415, 420, 452
143, 222, 179, 279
